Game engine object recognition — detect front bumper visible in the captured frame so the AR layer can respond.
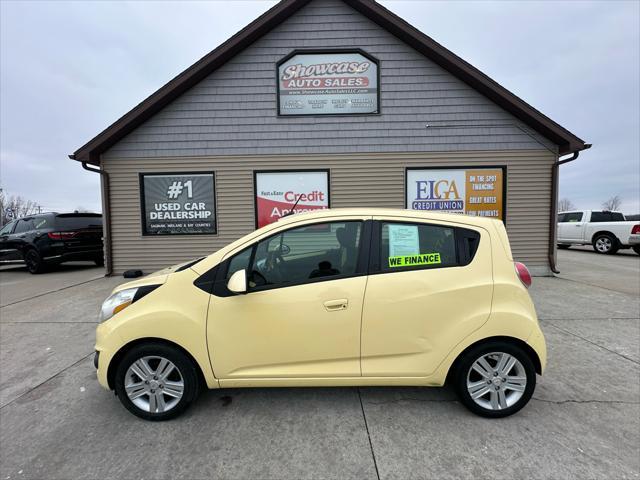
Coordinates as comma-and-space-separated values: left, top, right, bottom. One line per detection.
628, 234, 640, 246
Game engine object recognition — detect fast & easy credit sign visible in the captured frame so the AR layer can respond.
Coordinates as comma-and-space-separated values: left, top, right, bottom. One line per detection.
255, 171, 329, 228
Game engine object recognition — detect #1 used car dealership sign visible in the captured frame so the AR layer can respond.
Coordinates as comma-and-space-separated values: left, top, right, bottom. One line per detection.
278, 51, 379, 115
140, 173, 217, 235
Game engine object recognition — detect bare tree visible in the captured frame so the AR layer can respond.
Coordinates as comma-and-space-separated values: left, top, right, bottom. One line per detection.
0, 191, 41, 225
602, 195, 622, 211
558, 198, 575, 212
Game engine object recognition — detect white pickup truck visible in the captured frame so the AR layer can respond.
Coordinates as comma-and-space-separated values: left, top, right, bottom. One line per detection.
557, 210, 640, 255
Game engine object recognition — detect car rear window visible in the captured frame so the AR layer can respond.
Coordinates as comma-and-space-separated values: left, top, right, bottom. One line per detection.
54, 214, 102, 230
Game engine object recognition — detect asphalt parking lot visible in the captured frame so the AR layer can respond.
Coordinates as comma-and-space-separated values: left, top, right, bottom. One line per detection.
1, 250, 638, 480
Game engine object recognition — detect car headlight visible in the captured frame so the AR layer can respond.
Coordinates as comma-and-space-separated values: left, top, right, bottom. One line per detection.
99, 288, 138, 323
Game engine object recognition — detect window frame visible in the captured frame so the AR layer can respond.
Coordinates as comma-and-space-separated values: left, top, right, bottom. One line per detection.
369, 219, 479, 275
212, 219, 372, 296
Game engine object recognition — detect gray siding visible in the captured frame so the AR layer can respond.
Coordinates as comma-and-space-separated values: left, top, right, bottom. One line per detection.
103, 0, 556, 159
105, 151, 555, 274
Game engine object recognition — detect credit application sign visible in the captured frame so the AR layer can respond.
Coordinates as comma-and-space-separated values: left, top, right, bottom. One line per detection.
406, 168, 505, 220
278, 51, 379, 115
255, 171, 329, 228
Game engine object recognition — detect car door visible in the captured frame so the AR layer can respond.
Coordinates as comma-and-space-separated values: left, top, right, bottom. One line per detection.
361, 217, 493, 377
206, 217, 370, 382
560, 212, 586, 242
6, 219, 34, 262
0, 221, 18, 262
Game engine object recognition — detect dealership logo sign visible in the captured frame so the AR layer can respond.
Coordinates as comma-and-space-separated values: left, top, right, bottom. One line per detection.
278, 52, 378, 115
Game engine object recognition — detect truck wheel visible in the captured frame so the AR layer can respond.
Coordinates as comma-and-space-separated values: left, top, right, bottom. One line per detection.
592, 233, 619, 254
633, 245, 640, 255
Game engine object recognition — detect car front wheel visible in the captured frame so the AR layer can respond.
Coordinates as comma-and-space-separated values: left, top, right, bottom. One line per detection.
453, 341, 536, 418
114, 343, 199, 421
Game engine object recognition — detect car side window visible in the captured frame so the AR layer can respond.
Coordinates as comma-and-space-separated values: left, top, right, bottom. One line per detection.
564, 212, 583, 223
380, 222, 458, 271
235, 221, 362, 290
557, 213, 566, 223
13, 219, 34, 234
0, 221, 16, 235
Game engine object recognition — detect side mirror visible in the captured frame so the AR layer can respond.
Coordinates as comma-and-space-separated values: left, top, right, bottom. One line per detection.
227, 269, 247, 294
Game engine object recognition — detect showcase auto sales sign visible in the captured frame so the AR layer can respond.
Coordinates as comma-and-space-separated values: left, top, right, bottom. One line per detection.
278, 52, 378, 115
255, 171, 329, 228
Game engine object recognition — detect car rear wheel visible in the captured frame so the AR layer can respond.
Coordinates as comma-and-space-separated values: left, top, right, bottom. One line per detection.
114, 343, 199, 421
453, 341, 536, 418
592, 233, 619, 254
24, 249, 45, 274
633, 245, 640, 255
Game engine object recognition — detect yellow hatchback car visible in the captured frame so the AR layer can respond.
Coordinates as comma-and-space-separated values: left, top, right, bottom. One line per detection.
95, 208, 546, 420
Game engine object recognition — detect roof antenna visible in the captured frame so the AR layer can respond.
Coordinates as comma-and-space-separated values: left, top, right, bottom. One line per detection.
282, 195, 303, 218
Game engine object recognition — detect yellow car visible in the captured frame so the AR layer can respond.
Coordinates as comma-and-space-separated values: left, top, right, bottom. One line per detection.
95, 208, 546, 420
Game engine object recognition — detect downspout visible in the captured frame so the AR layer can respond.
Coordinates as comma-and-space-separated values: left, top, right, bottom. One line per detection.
79, 160, 113, 276
549, 144, 592, 274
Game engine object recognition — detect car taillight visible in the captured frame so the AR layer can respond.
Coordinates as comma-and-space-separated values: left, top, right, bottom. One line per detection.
48, 231, 78, 240
515, 262, 532, 288
632, 225, 640, 235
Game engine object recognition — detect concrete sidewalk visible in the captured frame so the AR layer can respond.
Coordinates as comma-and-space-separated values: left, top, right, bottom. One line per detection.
0, 263, 638, 479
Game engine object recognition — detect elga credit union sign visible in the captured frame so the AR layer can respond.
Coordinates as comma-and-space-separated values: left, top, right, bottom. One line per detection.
406, 168, 505, 220
278, 51, 379, 115
140, 173, 217, 235
255, 171, 329, 228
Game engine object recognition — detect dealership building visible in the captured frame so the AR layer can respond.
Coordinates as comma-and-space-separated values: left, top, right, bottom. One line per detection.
70, 0, 589, 276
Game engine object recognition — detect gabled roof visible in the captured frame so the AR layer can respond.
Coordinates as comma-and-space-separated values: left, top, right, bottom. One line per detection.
70, 0, 588, 165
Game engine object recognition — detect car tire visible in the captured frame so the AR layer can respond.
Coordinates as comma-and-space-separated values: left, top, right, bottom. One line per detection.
94, 256, 105, 267
633, 245, 640, 255
24, 249, 45, 274
114, 343, 200, 421
592, 233, 619, 255
557, 244, 571, 249
453, 341, 536, 418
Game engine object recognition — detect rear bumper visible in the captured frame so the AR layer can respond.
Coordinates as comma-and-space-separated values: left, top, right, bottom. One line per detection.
527, 328, 547, 374
43, 248, 103, 263
628, 234, 640, 246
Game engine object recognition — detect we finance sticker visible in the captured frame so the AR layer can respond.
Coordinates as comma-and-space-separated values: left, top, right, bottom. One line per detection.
388, 253, 441, 268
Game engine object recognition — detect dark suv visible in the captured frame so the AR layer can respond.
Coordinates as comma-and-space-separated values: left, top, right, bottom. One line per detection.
0, 213, 104, 273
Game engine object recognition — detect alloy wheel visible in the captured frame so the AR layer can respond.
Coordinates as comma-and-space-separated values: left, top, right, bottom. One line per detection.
595, 237, 612, 253
124, 356, 184, 413
466, 352, 527, 411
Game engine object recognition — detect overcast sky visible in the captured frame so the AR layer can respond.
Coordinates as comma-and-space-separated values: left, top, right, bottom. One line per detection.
1, 0, 638, 214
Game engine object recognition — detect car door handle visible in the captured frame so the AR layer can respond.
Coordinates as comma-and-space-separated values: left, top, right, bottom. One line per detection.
323, 299, 348, 312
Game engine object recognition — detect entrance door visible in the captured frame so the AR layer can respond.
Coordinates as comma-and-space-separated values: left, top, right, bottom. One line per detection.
207, 218, 370, 380
361, 217, 493, 377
